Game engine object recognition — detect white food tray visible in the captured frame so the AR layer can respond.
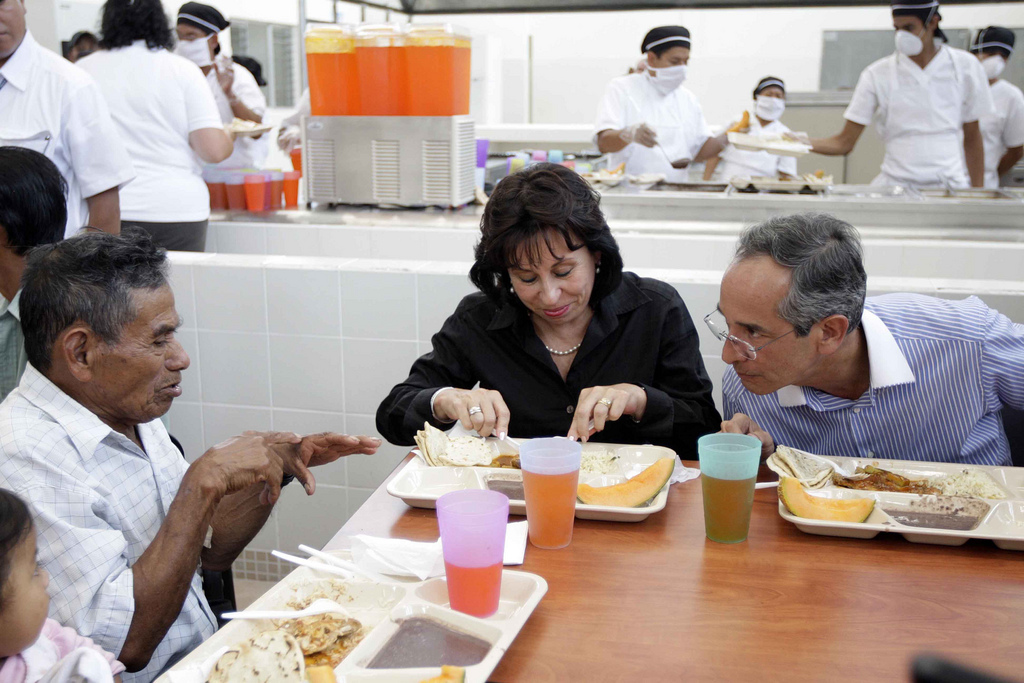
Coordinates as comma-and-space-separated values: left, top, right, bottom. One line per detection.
158, 553, 547, 683
730, 176, 830, 192
227, 122, 274, 137
388, 443, 674, 523
727, 131, 811, 157
778, 456, 1024, 551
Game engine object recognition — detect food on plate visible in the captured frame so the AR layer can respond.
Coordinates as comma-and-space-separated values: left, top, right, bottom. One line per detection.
305, 666, 337, 683
414, 423, 519, 469
419, 666, 467, 683
801, 172, 833, 185
274, 612, 361, 654
880, 496, 990, 531
580, 449, 620, 475
608, 162, 626, 175
207, 630, 305, 683
766, 446, 832, 488
727, 110, 751, 134
833, 465, 939, 495
367, 617, 492, 669
778, 477, 875, 522
576, 457, 674, 507
933, 469, 1006, 500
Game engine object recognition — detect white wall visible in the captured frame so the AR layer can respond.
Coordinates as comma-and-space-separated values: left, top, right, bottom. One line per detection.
419, 3, 1024, 126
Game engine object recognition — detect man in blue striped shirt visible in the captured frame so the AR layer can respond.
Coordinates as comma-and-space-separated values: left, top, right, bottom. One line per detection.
712, 213, 1024, 467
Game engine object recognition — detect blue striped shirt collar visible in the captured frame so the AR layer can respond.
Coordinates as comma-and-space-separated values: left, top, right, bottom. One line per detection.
777, 309, 916, 409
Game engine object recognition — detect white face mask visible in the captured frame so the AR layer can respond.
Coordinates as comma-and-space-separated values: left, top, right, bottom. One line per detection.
982, 55, 1007, 80
647, 63, 687, 95
754, 95, 786, 122
175, 35, 213, 67
895, 28, 925, 57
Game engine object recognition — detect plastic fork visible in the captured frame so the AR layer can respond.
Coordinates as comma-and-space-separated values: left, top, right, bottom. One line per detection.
297, 544, 392, 584
220, 598, 352, 621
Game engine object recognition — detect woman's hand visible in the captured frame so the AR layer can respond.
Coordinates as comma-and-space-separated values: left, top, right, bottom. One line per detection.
433, 388, 511, 438
568, 384, 647, 442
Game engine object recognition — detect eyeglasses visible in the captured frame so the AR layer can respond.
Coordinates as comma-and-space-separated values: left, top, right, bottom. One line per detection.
703, 308, 796, 361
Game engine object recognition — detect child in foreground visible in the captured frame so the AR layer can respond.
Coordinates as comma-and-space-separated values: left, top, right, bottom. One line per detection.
0, 489, 125, 683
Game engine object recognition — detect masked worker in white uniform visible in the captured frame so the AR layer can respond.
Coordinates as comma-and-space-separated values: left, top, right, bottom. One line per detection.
808, 0, 991, 188
175, 2, 268, 169
594, 26, 726, 183
704, 76, 797, 181
969, 27, 1024, 188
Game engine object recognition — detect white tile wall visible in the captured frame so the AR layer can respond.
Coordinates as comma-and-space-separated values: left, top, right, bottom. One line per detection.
166, 252, 1024, 562
266, 268, 341, 337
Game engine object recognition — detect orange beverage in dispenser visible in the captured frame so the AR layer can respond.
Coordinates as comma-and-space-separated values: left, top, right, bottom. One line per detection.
405, 24, 471, 116
521, 469, 580, 549
356, 25, 406, 115
443, 561, 502, 618
305, 26, 359, 115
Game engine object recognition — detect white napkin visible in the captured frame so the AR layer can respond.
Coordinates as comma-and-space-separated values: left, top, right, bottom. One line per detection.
670, 458, 700, 485
350, 522, 529, 580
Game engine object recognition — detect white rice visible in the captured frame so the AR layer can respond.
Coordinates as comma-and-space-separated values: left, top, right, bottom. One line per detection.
933, 470, 1006, 499
580, 450, 620, 475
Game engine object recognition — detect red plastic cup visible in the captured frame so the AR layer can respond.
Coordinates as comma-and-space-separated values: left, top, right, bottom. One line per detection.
224, 173, 246, 211
290, 147, 302, 173
283, 170, 301, 208
436, 489, 508, 618
244, 174, 267, 212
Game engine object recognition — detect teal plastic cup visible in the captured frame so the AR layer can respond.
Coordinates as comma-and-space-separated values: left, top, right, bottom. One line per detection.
697, 433, 761, 543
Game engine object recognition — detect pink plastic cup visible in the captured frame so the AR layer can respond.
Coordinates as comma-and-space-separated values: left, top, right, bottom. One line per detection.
436, 489, 508, 618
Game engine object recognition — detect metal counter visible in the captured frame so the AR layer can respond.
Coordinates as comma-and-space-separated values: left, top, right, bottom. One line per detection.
212, 186, 1024, 241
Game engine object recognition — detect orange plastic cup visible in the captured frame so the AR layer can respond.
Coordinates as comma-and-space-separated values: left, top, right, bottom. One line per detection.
404, 24, 471, 116
306, 26, 359, 115
224, 173, 246, 211
356, 25, 406, 116
207, 180, 227, 211
290, 147, 302, 173
283, 170, 301, 208
244, 174, 267, 212
269, 171, 284, 210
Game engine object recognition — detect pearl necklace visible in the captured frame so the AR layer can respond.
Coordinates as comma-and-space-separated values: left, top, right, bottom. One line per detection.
545, 341, 582, 356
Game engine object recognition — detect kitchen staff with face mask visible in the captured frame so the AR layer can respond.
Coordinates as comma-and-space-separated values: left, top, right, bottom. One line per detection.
175, 2, 268, 169
703, 76, 797, 181
968, 27, 1024, 188
807, 0, 992, 188
594, 26, 727, 183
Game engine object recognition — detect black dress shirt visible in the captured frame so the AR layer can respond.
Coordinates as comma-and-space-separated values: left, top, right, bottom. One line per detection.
376, 273, 721, 459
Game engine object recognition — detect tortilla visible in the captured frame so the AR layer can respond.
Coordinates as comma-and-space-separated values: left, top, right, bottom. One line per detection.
767, 446, 833, 489
415, 422, 517, 468
207, 630, 304, 683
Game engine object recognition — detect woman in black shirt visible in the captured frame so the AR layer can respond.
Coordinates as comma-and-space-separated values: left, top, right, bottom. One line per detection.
376, 163, 720, 458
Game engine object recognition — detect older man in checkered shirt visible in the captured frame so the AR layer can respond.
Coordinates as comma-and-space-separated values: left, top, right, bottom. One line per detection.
0, 229, 381, 682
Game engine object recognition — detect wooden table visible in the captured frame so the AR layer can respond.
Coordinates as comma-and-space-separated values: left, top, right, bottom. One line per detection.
327, 456, 1024, 682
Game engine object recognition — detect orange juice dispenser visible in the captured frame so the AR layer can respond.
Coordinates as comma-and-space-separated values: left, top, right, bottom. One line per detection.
404, 24, 471, 116
355, 24, 407, 116
305, 25, 359, 116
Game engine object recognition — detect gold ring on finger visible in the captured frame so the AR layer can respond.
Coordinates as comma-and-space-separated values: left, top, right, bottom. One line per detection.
598, 398, 614, 407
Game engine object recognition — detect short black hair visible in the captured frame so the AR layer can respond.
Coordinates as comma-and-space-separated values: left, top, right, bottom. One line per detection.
20, 228, 169, 373
99, 0, 175, 51
0, 147, 67, 257
0, 489, 33, 611
470, 163, 623, 310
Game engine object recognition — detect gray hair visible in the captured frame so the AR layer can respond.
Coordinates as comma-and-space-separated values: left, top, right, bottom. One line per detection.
21, 228, 169, 372
734, 213, 867, 336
